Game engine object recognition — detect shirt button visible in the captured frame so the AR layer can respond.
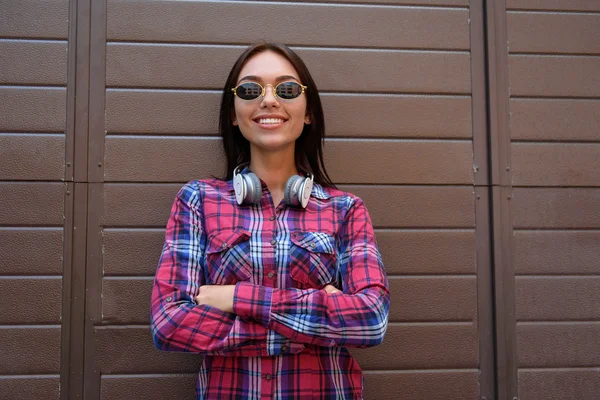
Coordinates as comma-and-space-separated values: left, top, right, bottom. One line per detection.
270, 239, 277, 246
268, 271, 275, 279
269, 216, 275, 221
166, 296, 172, 302
264, 374, 271, 380
281, 345, 288, 352
221, 242, 228, 249
310, 242, 316, 248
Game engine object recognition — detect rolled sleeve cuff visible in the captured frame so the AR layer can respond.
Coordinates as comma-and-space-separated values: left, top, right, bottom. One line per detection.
233, 281, 273, 328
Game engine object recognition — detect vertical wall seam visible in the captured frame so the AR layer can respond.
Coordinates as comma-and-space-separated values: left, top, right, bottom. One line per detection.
484, 0, 519, 399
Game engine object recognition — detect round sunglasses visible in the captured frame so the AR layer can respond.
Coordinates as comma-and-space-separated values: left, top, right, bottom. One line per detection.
231, 81, 307, 101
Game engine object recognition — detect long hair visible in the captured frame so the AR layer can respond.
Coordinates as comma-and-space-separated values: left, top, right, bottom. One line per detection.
218, 43, 336, 188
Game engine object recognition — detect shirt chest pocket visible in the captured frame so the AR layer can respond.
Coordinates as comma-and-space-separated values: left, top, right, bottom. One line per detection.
205, 229, 252, 285
289, 231, 338, 289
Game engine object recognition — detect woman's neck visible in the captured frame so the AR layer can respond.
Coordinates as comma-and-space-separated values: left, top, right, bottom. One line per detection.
248, 146, 298, 195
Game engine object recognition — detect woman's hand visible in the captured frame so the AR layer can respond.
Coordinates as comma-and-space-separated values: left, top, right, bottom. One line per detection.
195, 285, 236, 313
323, 284, 341, 294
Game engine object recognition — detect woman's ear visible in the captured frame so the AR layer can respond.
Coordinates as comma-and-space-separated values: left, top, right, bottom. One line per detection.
232, 112, 238, 126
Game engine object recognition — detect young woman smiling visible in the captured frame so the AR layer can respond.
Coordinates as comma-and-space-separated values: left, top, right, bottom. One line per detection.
150, 43, 390, 399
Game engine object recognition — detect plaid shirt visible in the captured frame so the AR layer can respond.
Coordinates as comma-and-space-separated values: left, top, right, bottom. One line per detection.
151, 176, 390, 399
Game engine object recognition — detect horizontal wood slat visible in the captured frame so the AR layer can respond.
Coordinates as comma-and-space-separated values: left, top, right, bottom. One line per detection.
0, 376, 59, 400
0, 183, 64, 226
512, 188, 600, 228
0, 278, 62, 324
0, 134, 65, 181
0, 328, 61, 374
107, 45, 471, 94
509, 55, 600, 97
508, 12, 600, 54
507, 0, 600, 11
514, 231, 600, 275
103, 229, 476, 276
0, 88, 66, 132
101, 277, 475, 324
102, 184, 475, 229
104, 137, 473, 184
519, 370, 600, 400
517, 323, 600, 367
0, 0, 69, 39
106, 90, 472, 138
512, 143, 600, 186
100, 371, 479, 400
94, 324, 477, 373
0, 40, 67, 85
516, 277, 600, 320
510, 98, 600, 141
0, 228, 63, 275
107, 1, 469, 50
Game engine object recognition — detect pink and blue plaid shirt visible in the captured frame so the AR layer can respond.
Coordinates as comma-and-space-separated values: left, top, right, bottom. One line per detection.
151, 176, 390, 399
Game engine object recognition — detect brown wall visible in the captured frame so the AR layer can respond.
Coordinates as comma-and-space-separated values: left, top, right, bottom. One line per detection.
0, 0, 598, 399
506, 1, 600, 399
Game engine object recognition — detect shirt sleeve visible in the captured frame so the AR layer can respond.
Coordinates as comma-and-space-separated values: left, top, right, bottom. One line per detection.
233, 197, 390, 348
151, 182, 293, 356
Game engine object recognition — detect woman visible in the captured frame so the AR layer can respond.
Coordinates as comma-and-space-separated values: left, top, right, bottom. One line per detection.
150, 43, 390, 399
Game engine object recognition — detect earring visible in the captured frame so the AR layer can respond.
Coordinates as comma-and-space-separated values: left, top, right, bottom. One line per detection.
304, 116, 311, 124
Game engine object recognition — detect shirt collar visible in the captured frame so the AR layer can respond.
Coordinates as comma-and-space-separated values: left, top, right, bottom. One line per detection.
227, 168, 330, 200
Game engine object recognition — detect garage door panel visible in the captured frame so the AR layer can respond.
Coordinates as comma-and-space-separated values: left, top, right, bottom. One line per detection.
94, 325, 476, 373
514, 231, 600, 275
512, 188, 600, 228
101, 277, 476, 324
0, 134, 65, 181
0, 182, 64, 226
518, 370, 600, 400
0, 278, 62, 324
105, 90, 472, 139
103, 229, 475, 276
0, 88, 66, 133
106, 44, 471, 94
0, 377, 59, 400
516, 277, 600, 321
102, 184, 475, 229
510, 99, 600, 141
0, 328, 61, 374
512, 143, 600, 187
0, 0, 69, 39
107, 1, 469, 50
0, 228, 63, 275
508, 12, 600, 54
517, 323, 600, 367
507, 0, 600, 12
0, 40, 67, 85
104, 136, 473, 184
509, 55, 600, 97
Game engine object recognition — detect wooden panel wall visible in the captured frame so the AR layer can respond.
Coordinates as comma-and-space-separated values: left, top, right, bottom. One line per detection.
0, 0, 69, 398
75, 0, 487, 399
507, 1, 600, 399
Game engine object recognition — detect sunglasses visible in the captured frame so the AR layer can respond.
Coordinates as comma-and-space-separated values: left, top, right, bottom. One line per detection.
231, 81, 307, 101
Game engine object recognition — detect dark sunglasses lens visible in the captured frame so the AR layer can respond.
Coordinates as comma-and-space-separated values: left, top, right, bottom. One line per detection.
236, 82, 262, 100
276, 82, 303, 99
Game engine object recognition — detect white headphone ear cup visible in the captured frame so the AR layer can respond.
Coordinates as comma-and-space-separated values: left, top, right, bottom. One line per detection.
300, 177, 313, 208
244, 173, 262, 205
284, 175, 302, 206
234, 173, 245, 205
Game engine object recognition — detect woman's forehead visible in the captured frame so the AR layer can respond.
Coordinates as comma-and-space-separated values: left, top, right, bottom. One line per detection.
237, 51, 300, 82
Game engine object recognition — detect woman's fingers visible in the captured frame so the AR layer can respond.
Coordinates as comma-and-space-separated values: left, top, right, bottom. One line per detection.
323, 284, 341, 294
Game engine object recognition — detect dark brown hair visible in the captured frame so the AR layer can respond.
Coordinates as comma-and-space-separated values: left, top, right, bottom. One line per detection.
218, 43, 335, 188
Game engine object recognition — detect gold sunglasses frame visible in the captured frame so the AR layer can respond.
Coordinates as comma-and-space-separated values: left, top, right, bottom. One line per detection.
231, 81, 307, 100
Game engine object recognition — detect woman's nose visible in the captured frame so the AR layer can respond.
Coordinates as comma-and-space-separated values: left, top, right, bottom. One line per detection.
260, 85, 280, 107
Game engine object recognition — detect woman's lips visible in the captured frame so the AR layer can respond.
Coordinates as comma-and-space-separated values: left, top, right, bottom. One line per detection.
253, 117, 286, 130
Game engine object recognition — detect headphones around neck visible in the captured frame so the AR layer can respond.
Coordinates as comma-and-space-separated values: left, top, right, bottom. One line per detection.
233, 163, 314, 208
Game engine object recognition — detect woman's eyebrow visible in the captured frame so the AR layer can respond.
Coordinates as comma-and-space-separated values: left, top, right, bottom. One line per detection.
237, 75, 300, 84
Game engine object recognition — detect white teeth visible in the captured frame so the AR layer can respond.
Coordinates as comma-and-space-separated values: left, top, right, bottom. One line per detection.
257, 118, 284, 125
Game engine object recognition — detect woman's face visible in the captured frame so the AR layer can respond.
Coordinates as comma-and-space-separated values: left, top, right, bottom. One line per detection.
233, 50, 309, 155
